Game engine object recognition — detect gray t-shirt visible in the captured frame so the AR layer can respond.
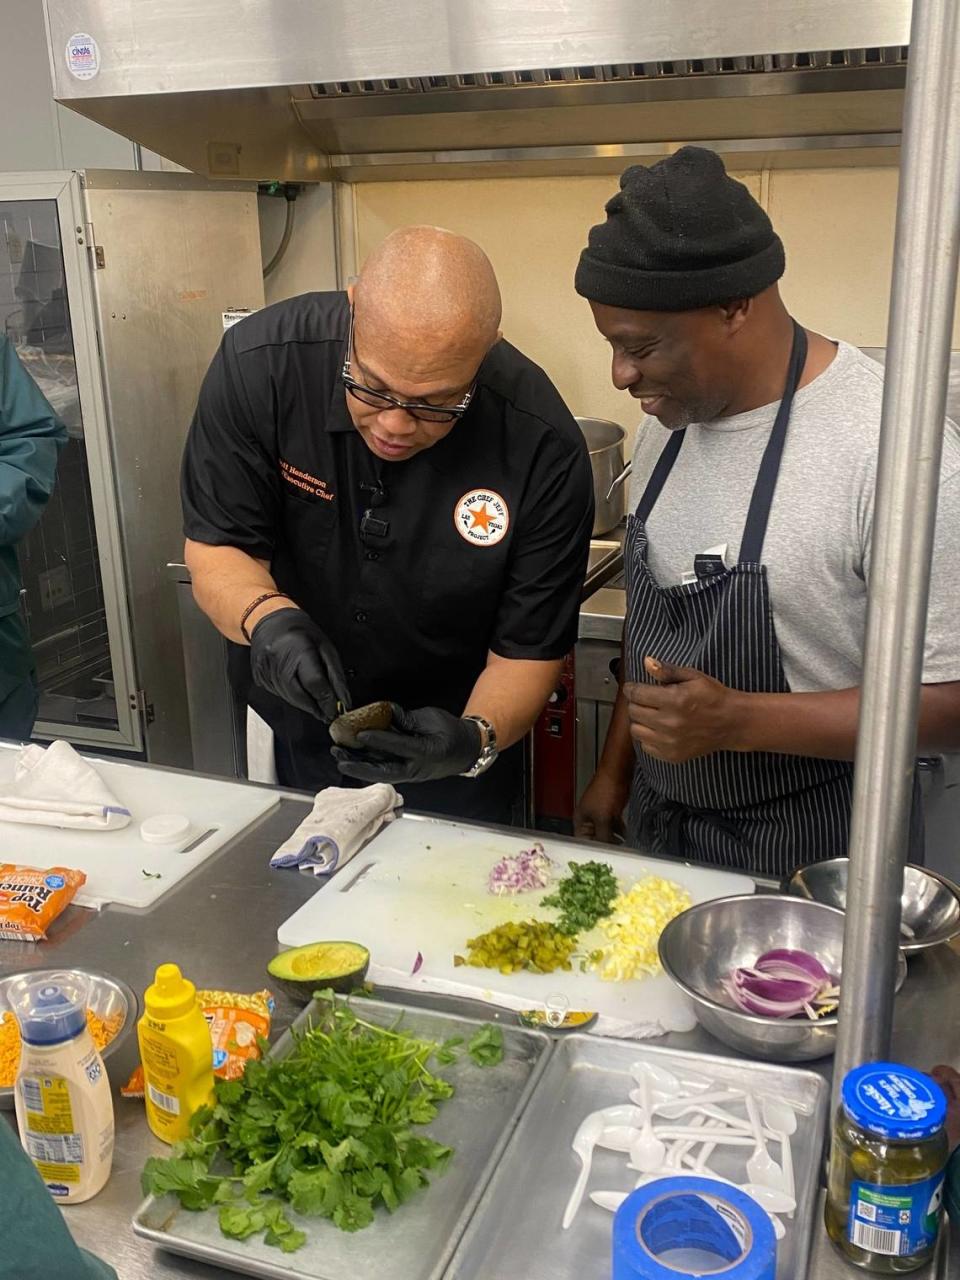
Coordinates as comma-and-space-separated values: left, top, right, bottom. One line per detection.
627, 341, 960, 693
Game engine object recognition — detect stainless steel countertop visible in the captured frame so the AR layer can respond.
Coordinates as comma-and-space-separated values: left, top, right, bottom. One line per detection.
578, 581, 626, 643
579, 528, 627, 641
1, 785, 956, 1279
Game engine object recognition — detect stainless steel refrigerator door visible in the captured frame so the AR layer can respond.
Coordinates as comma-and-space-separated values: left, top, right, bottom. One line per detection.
0, 170, 141, 750
81, 170, 264, 766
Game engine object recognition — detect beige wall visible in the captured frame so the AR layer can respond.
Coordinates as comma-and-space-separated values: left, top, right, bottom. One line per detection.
260, 184, 339, 306
349, 167, 960, 449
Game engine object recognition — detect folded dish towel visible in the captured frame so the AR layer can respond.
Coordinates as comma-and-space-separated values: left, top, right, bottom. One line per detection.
0, 740, 131, 830
270, 783, 401, 875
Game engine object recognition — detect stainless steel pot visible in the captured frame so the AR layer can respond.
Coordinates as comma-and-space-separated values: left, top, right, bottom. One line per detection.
576, 417, 626, 535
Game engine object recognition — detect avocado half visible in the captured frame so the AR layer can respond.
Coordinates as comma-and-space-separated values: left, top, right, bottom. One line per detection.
329, 700, 393, 748
267, 941, 371, 1005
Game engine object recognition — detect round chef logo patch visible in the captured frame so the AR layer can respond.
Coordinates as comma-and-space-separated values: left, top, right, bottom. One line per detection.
454, 489, 509, 547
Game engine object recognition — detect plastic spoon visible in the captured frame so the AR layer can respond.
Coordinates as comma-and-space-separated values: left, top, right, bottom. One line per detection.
599, 1104, 644, 1127
562, 1111, 605, 1229
760, 1095, 798, 1136
745, 1094, 785, 1190
630, 1060, 716, 1096
647, 1096, 754, 1132
651, 1090, 747, 1114
590, 1190, 630, 1213
648, 1128, 758, 1145
590, 1177, 669, 1212
759, 1090, 814, 1119
629, 1071, 667, 1174
598, 1125, 642, 1154
773, 1128, 795, 1216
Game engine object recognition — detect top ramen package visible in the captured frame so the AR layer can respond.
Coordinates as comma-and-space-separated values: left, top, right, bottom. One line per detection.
0, 864, 87, 941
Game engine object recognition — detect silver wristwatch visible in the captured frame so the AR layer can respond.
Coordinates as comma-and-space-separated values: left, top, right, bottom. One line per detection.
460, 715, 498, 777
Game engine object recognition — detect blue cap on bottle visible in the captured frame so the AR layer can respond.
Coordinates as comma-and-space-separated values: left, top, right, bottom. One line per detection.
842, 1062, 947, 1141
15, 981, 87, 1046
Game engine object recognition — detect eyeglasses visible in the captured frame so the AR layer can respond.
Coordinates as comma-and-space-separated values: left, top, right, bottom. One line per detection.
341, 308, 478, 425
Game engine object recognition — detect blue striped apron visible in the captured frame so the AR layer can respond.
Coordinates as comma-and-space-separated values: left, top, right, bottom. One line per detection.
624, 323, 859, 877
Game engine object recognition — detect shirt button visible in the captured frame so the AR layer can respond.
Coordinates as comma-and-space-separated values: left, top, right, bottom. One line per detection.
354, 610, 368, 623
364, 551, 379, 561
346, 667, 357, 679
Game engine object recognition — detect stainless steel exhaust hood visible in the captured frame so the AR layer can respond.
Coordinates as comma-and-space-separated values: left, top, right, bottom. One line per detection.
42, 0, 912, 181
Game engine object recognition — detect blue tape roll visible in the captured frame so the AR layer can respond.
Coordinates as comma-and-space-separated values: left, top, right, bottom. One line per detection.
612, 1176, 777, 1280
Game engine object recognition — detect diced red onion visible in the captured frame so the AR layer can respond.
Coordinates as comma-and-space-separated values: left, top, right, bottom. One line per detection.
487, 843, 555, 895
411, 951, 424, 975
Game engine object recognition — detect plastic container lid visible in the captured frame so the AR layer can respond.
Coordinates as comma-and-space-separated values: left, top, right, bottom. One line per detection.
12, 975, 87, 1046
144, 963, 198, 1020
842, 1062, 947, 1141
140, 814, 192, 846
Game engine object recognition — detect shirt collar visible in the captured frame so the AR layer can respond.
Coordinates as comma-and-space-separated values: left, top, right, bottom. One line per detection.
326, 378, 357, 433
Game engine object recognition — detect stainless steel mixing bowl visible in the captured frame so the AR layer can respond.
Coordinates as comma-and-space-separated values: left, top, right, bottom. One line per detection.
786, 857, 960, 955
658, 894, 907, 1062
0, 968, 138, 1109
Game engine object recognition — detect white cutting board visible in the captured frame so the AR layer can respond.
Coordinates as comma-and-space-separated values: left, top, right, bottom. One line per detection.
0, 748, 279, 909
277, 817, 754, 1037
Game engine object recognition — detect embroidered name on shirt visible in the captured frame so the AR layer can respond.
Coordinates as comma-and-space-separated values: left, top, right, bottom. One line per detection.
280, 459, 335, 501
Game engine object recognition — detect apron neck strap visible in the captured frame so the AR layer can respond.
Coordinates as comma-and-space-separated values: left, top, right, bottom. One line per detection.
738, 320, 807, 565
635, 426, 685, 525
632, 320, 808, 556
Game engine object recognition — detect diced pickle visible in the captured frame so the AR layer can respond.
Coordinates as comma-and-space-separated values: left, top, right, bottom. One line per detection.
454, 920, 578, 974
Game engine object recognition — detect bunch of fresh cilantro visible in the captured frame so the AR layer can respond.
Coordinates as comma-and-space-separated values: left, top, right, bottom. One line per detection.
141, 992, 504, 1253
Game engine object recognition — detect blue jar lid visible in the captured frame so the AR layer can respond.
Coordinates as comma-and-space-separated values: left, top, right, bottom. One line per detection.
15, 982, 86, 1046
842, 1063, 947, 1141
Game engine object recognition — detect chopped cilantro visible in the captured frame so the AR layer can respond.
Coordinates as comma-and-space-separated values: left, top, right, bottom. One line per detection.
141, 992, 503, 1251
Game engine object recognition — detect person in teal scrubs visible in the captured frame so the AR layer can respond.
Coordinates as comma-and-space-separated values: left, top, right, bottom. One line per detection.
0, 1119, 117, 1279
0, 335, 67, 740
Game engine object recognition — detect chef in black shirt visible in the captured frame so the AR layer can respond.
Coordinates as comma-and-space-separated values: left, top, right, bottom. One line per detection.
181, 226, 594, 821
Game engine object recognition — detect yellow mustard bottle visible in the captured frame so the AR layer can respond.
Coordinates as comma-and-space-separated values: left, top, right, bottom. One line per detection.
138, 963, 215, 1144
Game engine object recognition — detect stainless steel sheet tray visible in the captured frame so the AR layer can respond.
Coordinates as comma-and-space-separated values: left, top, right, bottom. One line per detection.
132, 997, 550, 1280
445, 1035, 829, 1280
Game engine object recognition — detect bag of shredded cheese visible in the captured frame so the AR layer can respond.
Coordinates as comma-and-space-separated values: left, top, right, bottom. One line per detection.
0, 864, 86, 941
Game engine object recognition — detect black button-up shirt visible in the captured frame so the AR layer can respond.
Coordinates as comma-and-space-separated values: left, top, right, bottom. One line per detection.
181, 292, 593, 817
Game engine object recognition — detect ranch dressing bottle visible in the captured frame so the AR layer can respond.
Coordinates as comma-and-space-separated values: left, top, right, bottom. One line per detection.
11, 973, 115, 1203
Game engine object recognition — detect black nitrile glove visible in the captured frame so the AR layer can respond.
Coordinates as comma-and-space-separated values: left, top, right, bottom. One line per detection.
249, 607, 351, 723
332, 704, 482, 783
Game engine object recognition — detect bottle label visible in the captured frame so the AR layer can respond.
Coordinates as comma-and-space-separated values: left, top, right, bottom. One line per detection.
141, 1035, 179, 1083
20, 1075, 83, 1181
848, 1173, 945, 1257
147, 1081, 181, 1115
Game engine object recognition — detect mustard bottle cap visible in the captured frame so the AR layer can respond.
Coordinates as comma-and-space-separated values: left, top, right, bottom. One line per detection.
144, 963, 198, 1020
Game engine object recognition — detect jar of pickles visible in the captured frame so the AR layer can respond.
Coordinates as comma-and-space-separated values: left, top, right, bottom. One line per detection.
825, 1063, 948, 1273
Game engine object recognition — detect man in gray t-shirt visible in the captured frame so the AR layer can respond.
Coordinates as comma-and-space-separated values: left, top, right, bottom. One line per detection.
572, 147, 960, 875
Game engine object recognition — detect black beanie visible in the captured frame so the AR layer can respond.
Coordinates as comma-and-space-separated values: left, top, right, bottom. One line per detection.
575, 147, 785, 312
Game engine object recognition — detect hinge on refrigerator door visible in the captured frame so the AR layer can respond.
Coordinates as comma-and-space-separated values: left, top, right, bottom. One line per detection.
85, 222, 105, 268
129, 689, 155, 724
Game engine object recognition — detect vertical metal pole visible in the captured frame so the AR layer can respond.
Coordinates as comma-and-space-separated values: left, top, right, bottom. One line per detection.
832, 0, 960, 1108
